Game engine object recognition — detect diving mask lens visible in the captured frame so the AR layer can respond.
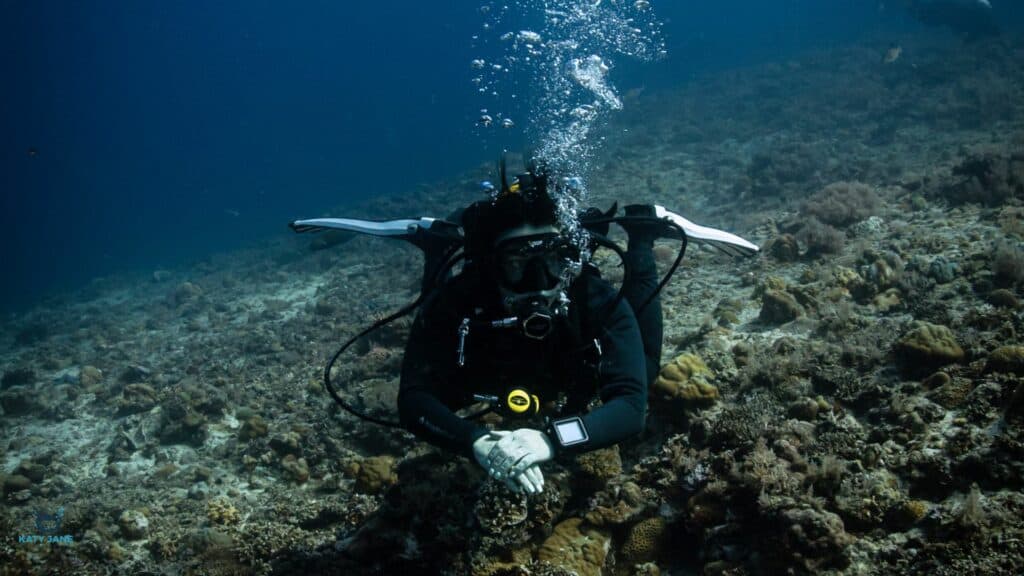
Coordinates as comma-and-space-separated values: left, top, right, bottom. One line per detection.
498, 236, 577, 290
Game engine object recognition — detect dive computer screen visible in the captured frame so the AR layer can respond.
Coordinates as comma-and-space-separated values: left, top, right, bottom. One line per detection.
553, 417, 588, 446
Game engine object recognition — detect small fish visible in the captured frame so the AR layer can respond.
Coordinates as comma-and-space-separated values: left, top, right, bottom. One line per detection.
28, 147, 38, 157
883, 43, 902, 64
225, 209, 240, 217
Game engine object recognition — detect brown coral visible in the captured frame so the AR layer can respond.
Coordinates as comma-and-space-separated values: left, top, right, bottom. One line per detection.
894, 322, 966, 377
206, 499, 241, 525
474, 481, 530, 535
351, 455, 398, 494
759, 290, 804, 324
651, 354, 718, 405
620, 517, 667, 564
986, 345, 1024, 375
280, 455, 309, 484
238, 415, 268, 440
577, 446, 623, 482
938, 149, 1023, 206
537, 518, 611, 576
801, 181, 881, 227
772, 505, 853, 571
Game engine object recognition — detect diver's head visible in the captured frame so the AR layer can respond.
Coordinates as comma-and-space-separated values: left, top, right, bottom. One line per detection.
494, 225, 579, 338
461, 155, 579, 338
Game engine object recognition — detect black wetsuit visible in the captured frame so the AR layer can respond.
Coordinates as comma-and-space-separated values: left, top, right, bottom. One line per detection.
398, 236, 662, 460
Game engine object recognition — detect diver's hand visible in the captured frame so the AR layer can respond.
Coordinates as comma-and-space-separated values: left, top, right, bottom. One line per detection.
511, 464, 545, 494
498, 464, 544, 494
472, 430, 511, 472
487, 428, 554, 483
473, 431, 545, 494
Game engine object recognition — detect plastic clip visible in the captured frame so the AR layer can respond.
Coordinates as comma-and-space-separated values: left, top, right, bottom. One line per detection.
457, 318, 470, 367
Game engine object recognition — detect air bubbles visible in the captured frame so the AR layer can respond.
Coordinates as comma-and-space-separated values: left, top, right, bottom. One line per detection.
569, 55, 621, 110
471, 59, 486, 69
472, 0, 665, 225
570, 104, 597, 120
518, 30, 542, 44
562, 176, 584, 191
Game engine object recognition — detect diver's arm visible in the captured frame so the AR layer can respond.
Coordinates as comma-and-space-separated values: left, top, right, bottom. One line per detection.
398, 302, 490, 459
564, 290, 648, 454
398, 386, 489, 459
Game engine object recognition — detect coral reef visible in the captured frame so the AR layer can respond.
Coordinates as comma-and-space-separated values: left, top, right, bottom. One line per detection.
575, 446, 623, 484
650, 353, 719, 404
619, 517, 667, 565
802, 181, 881, 227
2, 32, 1024, 576
894, 322, 966, 377
935, 148, 1024, 206
537, 518, 611, 576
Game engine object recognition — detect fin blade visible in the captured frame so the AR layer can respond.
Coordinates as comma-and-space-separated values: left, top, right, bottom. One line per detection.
654, 206, 760, 257
289, 217, 438, 238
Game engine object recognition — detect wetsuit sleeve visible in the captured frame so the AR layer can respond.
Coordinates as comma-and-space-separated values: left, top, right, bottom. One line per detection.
398, 292, 490, 459
562, 281, 648, 455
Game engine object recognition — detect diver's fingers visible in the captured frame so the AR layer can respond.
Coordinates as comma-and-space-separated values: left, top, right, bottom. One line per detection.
496, 445, 531, 476
524, 466, 544, 494
489, 433, 524, 462
510, 452, 541, 478
494, 454, 524, 480
491, 455, 518, 480
489, 449, 515, 475
516, 469, 538, 494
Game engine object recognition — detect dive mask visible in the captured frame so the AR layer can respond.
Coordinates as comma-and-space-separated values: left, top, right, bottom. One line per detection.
496, 234, 579, 293
495, 233, 578, 340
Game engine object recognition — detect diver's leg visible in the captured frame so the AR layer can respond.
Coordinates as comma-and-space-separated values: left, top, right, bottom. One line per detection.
619, 206, 664, 386
421, 243, 447, 294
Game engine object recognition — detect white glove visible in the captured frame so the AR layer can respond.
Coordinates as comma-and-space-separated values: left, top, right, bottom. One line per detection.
487, 428, 554, 484
473, 431, 546, 494
511, 465, 545, 495
472, 430, 510, 472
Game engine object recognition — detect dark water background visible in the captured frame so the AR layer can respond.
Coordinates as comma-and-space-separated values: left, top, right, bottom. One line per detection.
3, 1, 1021, 313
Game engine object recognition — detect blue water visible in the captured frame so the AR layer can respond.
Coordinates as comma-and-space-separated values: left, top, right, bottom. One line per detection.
3, 1, 1020, 313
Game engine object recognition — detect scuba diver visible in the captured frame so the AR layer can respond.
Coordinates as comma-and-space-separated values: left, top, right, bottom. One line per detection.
289, 154, 758, 495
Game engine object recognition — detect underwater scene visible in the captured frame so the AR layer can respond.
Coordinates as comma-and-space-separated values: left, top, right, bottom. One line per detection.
3, 1, 1024, 574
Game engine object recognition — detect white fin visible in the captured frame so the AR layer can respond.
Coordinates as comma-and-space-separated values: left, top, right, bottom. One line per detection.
654, 205, 760, 257
290, 217, 438, 237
